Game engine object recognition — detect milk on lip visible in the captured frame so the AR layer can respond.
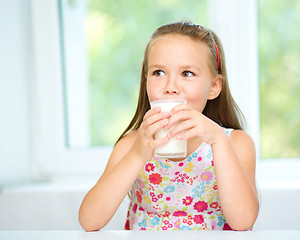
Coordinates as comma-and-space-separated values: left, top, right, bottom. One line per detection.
150, 99, 187, 158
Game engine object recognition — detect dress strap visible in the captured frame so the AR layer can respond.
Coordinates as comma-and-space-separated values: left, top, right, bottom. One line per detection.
224, 128, 234, 136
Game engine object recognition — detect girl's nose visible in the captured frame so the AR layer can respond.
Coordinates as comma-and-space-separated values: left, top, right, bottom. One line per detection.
163, 77, 181, 95
163, 88, 181, 94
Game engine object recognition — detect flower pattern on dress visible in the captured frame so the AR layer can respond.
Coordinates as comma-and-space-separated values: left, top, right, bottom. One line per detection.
125, 128, 234, 230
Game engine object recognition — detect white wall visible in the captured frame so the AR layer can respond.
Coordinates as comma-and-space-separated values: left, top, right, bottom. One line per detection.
0, 181, 300, 230
0, 183, 129, 230
0, 0, 32, 186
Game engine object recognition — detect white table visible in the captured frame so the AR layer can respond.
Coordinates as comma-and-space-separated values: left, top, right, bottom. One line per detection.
0, 230, 300, 240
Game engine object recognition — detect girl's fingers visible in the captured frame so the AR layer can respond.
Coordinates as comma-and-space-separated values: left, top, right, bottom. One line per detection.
146, 118, 169, 137
175, 130, 192, 140
143, 107, 161, 120
153, 137, 169, 147
169, 103, 191, 115
165, 109, 191, 129
167, 119, 195, 139
143, 110, 170, 129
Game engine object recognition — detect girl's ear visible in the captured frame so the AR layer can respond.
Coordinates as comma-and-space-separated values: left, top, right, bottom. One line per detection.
208, 74, 223, 100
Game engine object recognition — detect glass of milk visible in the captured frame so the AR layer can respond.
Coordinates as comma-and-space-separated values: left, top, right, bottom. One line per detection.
150, 99, 187, 158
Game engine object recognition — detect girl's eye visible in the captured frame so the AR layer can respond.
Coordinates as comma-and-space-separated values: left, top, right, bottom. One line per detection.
182, 71, 194, 77
153, 70, 165, 77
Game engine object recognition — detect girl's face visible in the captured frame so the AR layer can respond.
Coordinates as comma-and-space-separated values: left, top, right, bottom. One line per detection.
146, 34, 222, 112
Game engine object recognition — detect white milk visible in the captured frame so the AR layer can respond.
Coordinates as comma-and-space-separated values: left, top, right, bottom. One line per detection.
150, 99, 187, 158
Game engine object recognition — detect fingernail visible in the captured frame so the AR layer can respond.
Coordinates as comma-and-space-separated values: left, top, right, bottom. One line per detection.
162, 119, 168, 126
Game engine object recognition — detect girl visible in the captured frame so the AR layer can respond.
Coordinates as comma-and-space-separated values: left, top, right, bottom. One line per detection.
79, 21, 259, 231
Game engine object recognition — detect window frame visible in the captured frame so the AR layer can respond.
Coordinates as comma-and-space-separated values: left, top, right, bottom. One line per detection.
30, 0, 299, 181
30, 0, 111, 180
209, 0, 260, 157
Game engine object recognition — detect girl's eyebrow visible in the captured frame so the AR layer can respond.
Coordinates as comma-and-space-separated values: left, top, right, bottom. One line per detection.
149, 64, 165, 69
149, 64, 201, 72
181, 65, 201, 72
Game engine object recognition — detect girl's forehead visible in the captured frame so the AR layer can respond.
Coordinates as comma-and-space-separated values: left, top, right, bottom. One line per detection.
149, 34, 209, 55
147, 34, 211, 63
151, 34, 197, 45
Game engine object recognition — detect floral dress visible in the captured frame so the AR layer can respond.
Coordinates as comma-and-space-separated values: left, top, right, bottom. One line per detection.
125, 128, 233, 230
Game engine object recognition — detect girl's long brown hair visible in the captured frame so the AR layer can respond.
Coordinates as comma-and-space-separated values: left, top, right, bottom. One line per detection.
116, 21, 245, 144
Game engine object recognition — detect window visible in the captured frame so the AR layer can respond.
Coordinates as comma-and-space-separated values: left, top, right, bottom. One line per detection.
258, 0, 300, 159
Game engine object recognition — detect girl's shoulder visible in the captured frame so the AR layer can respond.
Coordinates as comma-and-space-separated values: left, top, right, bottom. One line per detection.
113, 130, 138, 155
229, 129, 254, 146
228, 129, 257, 194
228, 129, 256, 165
117, 130, 138, 146
100, 130, 138, 178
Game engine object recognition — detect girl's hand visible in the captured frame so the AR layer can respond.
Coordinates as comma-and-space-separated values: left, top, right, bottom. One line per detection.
166, 104, 226, 145
130, 107, 170, 162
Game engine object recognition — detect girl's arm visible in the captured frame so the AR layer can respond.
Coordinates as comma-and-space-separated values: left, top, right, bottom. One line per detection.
78, 108, 170, 231
211, 129, 259, 231
78, 132, 144, 231
167, 104, 259, 230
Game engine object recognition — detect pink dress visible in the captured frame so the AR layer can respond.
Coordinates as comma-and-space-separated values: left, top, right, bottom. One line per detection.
125, 128, 233, 230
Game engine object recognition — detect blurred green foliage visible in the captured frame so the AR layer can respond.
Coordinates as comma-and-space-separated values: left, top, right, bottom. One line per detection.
86, 0, 208, 145
259, 0, 300, 158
